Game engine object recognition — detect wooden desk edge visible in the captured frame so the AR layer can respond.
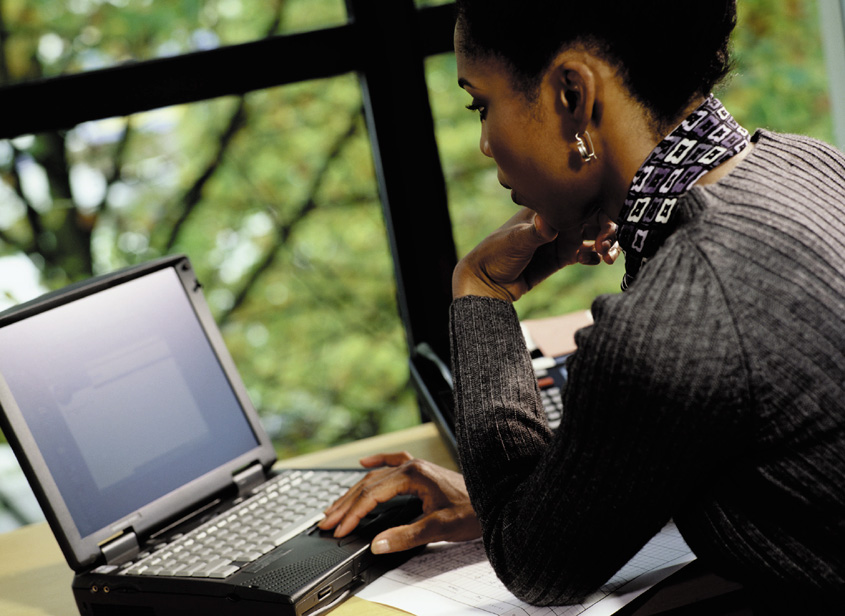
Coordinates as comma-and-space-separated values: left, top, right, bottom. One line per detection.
275, 422, 455, 471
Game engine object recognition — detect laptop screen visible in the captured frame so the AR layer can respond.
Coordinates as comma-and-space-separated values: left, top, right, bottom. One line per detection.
0, 267, 260, 537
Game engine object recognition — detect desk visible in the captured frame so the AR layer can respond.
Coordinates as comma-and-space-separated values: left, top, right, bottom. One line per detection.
0, 410, 751, 616
0, 423, 453, 616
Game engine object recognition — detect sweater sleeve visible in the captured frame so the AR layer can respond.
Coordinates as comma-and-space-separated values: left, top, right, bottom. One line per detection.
450, 239, 752, 606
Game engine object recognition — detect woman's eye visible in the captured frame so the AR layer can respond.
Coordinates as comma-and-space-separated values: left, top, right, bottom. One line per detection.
465, 101, 487, 122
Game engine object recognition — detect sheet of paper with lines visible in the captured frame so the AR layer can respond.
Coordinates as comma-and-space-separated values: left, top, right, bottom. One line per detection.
357, 521, 694, 616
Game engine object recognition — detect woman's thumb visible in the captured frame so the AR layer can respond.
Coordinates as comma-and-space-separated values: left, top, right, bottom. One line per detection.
503, 212, 558, 267
531, 213, 559, 243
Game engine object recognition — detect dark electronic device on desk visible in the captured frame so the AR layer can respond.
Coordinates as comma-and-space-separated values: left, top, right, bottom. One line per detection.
0, 255, 422, 616
531, 353, 571, 431
411, 321, 575, 458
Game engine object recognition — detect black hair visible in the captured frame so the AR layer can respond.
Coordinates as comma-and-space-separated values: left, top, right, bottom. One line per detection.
455, 0, 736, 131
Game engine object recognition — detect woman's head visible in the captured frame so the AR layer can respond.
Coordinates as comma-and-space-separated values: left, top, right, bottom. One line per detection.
455, 0, 736, 132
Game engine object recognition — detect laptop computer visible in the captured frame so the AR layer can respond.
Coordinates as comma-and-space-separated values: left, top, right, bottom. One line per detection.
0, 254, 422, 616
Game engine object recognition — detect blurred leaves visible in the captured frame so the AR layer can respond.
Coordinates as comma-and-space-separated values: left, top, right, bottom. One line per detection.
722, 0, 833, 141
0, 0, 836, 455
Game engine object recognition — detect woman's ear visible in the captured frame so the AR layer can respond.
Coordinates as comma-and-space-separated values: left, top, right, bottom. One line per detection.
553, 58, 598, 133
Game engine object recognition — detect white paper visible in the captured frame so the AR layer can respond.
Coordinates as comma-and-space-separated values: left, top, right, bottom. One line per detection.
357, 521, 694, 616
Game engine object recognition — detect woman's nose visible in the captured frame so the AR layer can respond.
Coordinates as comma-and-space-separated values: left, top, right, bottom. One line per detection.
479, 125, 492, 158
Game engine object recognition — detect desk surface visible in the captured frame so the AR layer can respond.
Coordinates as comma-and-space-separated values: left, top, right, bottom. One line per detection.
0, 422, 453, 616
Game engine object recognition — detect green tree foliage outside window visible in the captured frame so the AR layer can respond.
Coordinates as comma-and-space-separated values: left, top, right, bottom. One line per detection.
0, 0, 834, 457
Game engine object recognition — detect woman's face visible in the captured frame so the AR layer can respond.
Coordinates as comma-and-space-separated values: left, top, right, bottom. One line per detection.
455, 28, 605, 231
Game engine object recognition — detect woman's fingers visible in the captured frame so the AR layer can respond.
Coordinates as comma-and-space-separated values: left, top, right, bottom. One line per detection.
579, 210, 620, 265
322, 452, 414, 519
358, 451, 414, 468
321, 469, 412, 537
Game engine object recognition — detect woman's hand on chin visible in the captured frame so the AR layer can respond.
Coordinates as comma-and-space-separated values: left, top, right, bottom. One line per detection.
452, 208, 620, 303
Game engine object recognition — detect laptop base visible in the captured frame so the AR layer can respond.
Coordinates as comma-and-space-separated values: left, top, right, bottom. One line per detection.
73, 495, 423, 616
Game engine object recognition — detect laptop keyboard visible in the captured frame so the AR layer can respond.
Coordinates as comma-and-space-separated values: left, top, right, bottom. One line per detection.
115, 469, 365, 579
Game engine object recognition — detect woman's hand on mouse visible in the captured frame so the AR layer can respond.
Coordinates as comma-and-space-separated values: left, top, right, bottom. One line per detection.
452, 207, 619, 303
319, 452, 481, 554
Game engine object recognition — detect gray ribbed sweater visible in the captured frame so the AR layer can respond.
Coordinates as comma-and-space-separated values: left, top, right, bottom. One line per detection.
450, 131, 845, 609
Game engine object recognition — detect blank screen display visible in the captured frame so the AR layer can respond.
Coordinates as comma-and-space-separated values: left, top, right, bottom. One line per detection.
0, 268, 259, 537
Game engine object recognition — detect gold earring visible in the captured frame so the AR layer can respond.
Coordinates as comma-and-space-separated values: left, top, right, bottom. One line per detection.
576, 131, 597, 163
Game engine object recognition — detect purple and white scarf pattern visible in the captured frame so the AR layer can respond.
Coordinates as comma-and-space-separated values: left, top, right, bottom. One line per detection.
617, 95, 749, 291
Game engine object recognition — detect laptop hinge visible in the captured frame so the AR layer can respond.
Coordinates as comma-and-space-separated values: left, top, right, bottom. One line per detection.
100, 531, 140, 565
233, 462, 265, 498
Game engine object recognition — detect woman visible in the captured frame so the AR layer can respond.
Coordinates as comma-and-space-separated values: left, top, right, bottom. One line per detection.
321, 0, 845, 611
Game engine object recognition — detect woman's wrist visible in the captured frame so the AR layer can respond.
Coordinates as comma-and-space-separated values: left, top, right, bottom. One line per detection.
452, 259, 516, 302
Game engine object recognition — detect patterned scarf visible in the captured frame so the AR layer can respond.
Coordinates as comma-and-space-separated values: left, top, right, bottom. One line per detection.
617, 95, 749, 291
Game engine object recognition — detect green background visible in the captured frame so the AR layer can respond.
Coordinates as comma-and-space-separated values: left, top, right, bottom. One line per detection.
0, 0, 835, 458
